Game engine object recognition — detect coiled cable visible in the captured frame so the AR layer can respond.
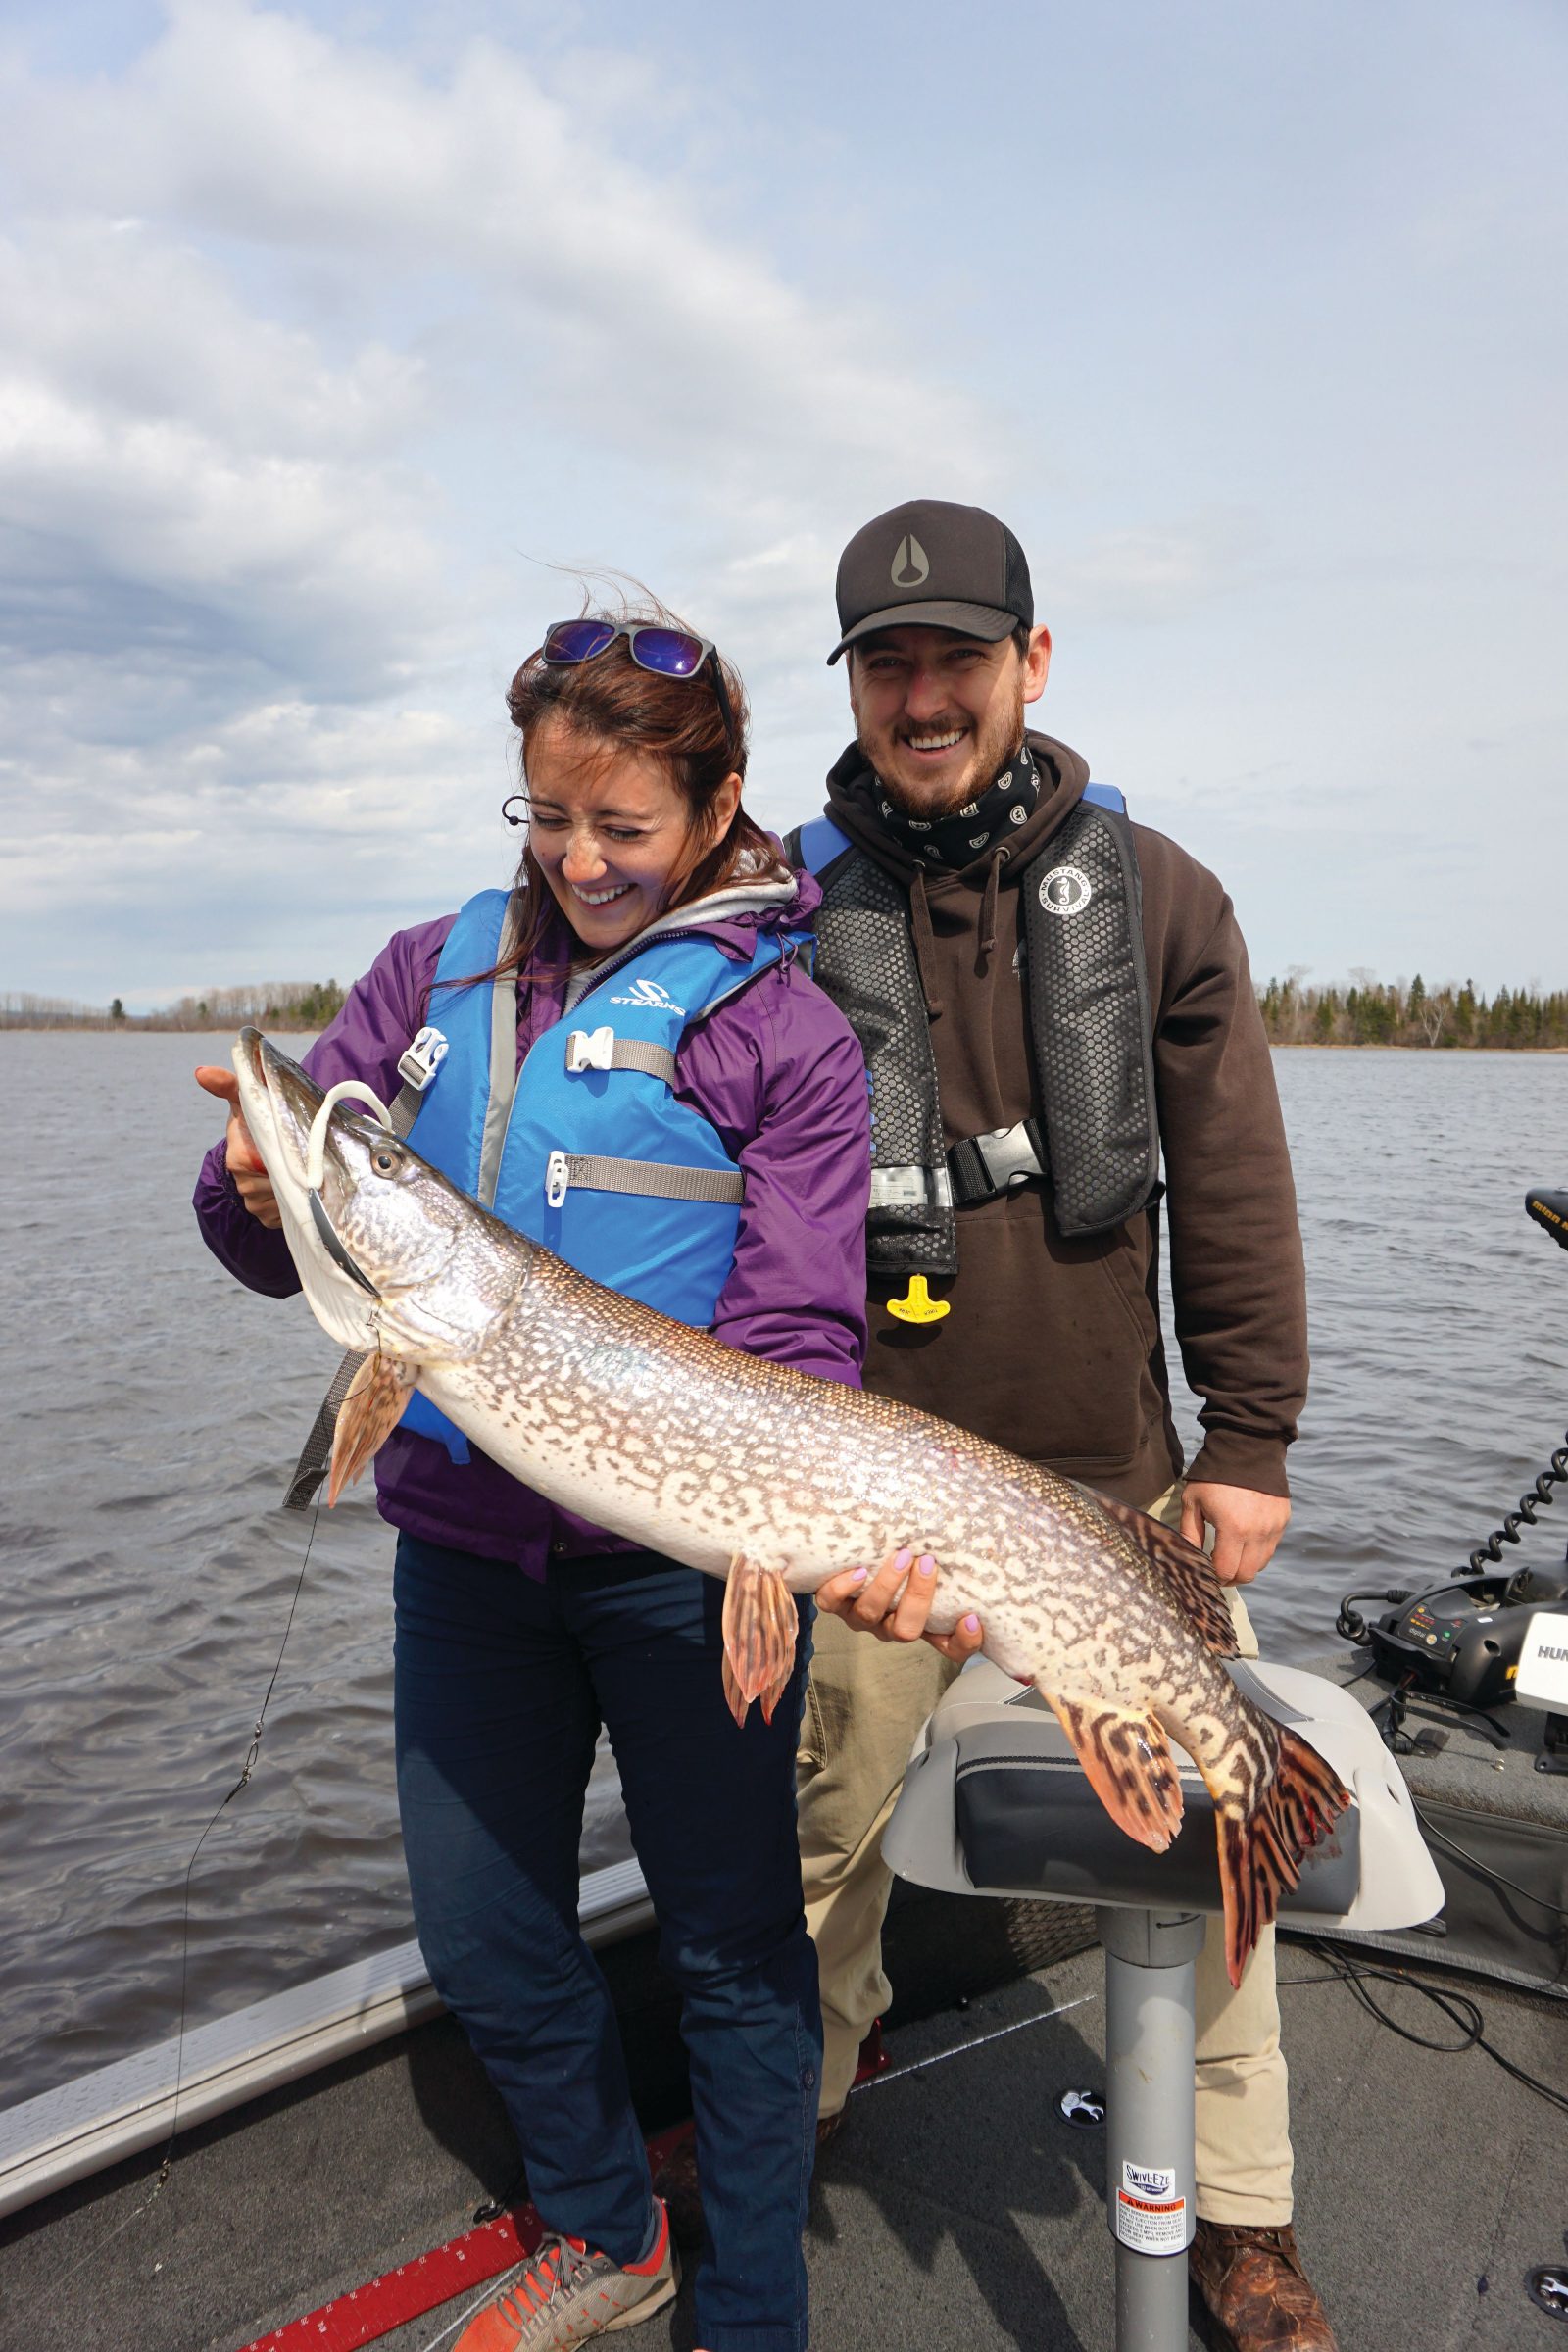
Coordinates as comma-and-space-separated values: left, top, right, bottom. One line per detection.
1467, 1427, 1568, 1571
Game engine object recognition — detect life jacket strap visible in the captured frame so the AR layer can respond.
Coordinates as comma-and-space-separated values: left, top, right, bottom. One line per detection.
544, 1150, 745, 1210
564, 1026, 678, 1084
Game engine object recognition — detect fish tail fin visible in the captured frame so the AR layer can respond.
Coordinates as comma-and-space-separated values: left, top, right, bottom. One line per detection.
327, 1350, 414, 1504
1040, 1688, 1187, 1852
1210, 1729, 1352, 1988
721, 1560, 800, 1730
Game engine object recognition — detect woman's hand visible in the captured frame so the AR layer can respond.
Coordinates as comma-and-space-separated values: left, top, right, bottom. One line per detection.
195, 1065, 282, 1228
814, 1547, 986, 1663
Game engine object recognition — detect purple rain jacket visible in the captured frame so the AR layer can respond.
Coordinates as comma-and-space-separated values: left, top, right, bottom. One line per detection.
193, 871, 871, 1572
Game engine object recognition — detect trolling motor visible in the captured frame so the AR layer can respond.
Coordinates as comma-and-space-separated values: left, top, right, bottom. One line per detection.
1340, 1184, 1568, 1770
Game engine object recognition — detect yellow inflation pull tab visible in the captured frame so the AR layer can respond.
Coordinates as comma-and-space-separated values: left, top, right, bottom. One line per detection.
886, 1274, 950, 1324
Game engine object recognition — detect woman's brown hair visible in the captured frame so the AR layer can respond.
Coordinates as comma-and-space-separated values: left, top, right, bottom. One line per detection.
497, 603, 790, 973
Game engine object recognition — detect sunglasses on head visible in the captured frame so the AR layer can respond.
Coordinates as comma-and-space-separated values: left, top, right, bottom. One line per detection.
541, 619, 735, 743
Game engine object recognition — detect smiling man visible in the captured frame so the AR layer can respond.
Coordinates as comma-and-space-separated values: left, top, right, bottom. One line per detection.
793, 501, 1329, 2351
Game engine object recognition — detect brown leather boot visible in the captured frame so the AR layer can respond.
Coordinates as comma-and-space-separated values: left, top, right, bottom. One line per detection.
1188, 2220, 1339, 2352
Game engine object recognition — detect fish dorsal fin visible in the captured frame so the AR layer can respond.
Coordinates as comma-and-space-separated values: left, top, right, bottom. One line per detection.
1086, 1492, 1240, 1659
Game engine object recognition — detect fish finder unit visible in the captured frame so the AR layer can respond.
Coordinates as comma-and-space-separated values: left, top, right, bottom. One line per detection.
1361, 1567, 1568, 1708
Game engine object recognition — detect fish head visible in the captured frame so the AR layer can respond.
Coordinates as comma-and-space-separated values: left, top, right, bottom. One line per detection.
233, 1029, 526, 1366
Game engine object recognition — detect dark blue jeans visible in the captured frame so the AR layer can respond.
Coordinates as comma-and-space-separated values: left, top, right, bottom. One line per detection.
393, 1536, 820, 2352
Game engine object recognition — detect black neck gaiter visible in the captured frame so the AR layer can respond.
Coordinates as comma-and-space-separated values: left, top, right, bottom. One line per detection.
856, 742, 1041, 869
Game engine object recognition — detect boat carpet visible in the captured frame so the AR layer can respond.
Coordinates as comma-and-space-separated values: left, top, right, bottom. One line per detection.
1, 1926, 1562, 2351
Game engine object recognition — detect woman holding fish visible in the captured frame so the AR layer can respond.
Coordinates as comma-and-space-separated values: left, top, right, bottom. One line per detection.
194, 612, 879, 2352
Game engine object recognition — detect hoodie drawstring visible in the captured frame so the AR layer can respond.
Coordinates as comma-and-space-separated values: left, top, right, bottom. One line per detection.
909, 867, 943, 1018
979, 848, 1007, 961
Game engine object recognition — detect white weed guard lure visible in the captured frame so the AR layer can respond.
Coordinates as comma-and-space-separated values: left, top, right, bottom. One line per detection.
305, 1081, 396, 1297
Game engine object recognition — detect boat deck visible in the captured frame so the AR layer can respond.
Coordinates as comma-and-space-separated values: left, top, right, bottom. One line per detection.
3, 1915, 1563, 2352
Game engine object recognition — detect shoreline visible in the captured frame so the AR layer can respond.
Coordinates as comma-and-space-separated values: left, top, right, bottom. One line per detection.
5, 1026, 1565, 1054
1265, 1040, 1568, 1053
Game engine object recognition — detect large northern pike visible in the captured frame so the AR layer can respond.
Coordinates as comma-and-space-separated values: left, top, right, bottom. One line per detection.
232, 1029, 1348, 1984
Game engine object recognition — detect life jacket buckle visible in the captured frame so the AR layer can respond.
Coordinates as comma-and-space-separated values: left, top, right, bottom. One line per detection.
545, 1150, 570, 1209
565, 1025, 615, 1073
397, 1025, 449, 1093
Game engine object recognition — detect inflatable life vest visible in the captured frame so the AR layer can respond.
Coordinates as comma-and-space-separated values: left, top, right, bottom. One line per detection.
787, 778, 1159, 1272
397, 888, 806, 1462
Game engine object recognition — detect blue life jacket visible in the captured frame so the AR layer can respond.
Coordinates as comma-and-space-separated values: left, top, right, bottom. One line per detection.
398, 889, 806, 1462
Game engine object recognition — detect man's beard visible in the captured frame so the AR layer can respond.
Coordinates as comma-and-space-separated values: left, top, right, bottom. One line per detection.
860, 679, 1027, 816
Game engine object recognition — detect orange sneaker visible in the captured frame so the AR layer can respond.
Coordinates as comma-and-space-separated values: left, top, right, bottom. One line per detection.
454, 2201, 678, 2351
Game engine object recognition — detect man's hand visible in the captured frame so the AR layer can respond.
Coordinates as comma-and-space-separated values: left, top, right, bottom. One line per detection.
195, 1065, 282, 1228
1180, 1482, 1290, 1586
815, 1547, 986, 1663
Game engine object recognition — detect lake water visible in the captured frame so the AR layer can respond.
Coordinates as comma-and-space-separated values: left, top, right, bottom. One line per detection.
2, 1036, 1565, 2112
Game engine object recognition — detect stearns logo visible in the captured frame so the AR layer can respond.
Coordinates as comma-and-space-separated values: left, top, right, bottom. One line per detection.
610, 977, 685, 1013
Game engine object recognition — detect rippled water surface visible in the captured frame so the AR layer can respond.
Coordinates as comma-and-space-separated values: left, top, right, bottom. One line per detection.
3, 1036, 1565, 2110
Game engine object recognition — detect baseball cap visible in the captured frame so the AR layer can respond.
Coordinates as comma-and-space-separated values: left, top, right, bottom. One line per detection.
827, 498, 1033, 664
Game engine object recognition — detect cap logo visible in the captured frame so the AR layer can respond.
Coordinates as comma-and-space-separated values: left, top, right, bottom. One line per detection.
891, 533, 930, 588
1039, 864, 1092, 916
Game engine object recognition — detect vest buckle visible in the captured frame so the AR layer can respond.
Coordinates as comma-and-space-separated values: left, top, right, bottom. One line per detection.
948, 1121, 1046, 1205
546, 1150, 570, 1209
565, 1024, 616, 1073
397, 1025, 449, 1093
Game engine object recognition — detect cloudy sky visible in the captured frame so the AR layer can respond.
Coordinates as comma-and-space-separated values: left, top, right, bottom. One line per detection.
2, 0, 1563, 1008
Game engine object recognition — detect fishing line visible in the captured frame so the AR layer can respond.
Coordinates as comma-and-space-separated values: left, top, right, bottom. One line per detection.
9, 1500, 322, 2329
852, 1988, 1100, 2092
160, 1496, 323, 2167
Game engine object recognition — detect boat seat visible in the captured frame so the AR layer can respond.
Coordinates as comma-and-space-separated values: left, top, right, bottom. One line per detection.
884, 1655, 1443, 1934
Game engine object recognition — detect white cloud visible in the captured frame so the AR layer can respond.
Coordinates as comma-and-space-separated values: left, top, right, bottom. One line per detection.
0, 222, 447, 699
0, 2, 1017, 1001
6, 1, 994, 514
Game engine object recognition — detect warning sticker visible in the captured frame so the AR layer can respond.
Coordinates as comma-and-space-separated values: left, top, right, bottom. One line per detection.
1114, 2161, 1187, 2253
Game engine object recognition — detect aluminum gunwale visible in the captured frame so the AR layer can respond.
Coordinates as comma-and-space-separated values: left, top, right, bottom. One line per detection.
0, 1855, 652, 2221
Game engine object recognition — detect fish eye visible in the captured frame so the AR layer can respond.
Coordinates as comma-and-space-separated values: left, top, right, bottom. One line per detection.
373, 1148, 399, 1175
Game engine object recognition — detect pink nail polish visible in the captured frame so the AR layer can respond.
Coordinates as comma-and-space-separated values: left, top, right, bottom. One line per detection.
851, 1567, 868, 1586
893, 1547, 913, 1572
964, 1614, 980, 1633
917, 1555, 936, 1577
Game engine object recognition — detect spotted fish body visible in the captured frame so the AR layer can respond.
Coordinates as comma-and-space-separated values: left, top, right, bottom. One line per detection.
234, 1030, 1349, 1984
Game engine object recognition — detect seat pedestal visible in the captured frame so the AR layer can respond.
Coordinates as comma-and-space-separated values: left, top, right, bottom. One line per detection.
1097, 1906, 1205, 2350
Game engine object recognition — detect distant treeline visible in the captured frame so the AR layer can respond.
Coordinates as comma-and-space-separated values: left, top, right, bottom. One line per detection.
6, 973, 1567, 1049
0, 981, 346, 1032
1258, 974, 1568, 1049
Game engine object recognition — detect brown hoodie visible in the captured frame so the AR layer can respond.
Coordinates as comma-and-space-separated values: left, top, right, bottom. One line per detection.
818, 729, 1308, 1506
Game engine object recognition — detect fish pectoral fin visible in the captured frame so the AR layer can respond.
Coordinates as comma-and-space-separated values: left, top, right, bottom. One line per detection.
327, 1350, 416, 1505
1040, 1687, 1186, 1853
1083, 1491, 1240, 1660
721, 1558, 799, 1730
1205, 1728, 1353, 1989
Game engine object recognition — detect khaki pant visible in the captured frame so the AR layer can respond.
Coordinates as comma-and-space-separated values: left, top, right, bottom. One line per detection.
796, 1482, 1294, 2227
